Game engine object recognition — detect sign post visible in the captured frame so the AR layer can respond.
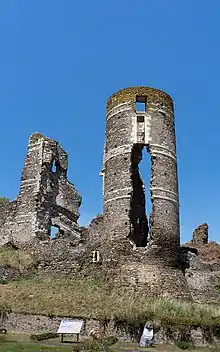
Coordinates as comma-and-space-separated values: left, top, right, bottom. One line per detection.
57, 319, 84, 343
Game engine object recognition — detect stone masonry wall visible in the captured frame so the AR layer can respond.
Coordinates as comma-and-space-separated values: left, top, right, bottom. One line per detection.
3, 312, 220, 347
99, 87, 190, 298
192, 223, 209, 245
182, 225, 220, 304
0, 133, 81, 247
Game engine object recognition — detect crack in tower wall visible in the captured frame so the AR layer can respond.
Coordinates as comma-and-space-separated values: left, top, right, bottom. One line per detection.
102, 87, 180, 261
130, 145, 148, 247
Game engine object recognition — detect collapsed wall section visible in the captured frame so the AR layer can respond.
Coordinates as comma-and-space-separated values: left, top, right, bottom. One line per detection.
192, 223, 209, 245
0, 133, 81, 246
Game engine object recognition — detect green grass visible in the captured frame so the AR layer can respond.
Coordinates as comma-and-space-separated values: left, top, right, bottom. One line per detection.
0, 333, 76, 351
0, 342, 73, 352
114, 341, 219, 351
0, 333, 218, 352
1, 276, 220, 333
0, 248, 37, 272
0, 340, 218, 352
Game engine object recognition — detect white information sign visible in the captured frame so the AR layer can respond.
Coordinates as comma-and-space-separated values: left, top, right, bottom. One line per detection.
139, 326, 154, 347
57, 319, 84, 334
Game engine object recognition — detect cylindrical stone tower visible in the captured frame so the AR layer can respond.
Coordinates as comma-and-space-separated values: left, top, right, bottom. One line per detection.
101, 87, 180, 263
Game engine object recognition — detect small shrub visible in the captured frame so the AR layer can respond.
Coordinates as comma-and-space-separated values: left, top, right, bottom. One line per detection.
82, 339, 110, 352
103, 336, 118, 346
175, 340, 190, 349
30, 332, 59, 341
48, 312, 55, 319
0, 197, 9, 208
0, 334, 6, 343
214, 325, 220, 338
215, 284, 220, 291
71, 345, 81, 352
0, 310, 9, 325
82, 340, 102, 352
96, 213, 103, 218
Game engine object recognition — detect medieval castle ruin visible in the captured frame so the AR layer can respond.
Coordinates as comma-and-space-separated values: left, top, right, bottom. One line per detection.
0, 133, 81, 246
0, 86, 219, 303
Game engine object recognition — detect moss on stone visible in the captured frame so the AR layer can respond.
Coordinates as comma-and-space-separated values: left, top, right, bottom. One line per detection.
106, 86, 173, 113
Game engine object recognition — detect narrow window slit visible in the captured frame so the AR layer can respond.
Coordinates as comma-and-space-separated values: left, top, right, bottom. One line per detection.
137, 115, 145, 123
92, 250, 100, 262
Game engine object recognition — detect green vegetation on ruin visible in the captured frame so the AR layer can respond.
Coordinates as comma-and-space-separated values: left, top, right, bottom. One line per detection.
0, 247, 38, 273
106, 86, 173, 112
0, 197, 10, 207
1, 276, 220, 337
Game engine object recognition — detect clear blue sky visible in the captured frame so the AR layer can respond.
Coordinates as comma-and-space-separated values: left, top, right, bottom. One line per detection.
0, 0, 219, 243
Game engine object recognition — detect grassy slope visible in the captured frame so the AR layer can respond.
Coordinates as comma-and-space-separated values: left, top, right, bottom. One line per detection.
1, 276, 220, 329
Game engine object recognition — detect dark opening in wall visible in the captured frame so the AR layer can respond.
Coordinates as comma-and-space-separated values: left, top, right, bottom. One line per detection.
50, 225, 59, 239
137, 115, 145, 123
135, 96, 147, 112
129, 145, 150, 247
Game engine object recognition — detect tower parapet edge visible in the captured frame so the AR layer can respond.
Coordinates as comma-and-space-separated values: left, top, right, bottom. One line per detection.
106, 86, 174, 113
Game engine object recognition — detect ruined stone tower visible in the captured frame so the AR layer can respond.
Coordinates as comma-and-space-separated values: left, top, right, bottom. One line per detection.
101, 87, 179, 255
101, 87, 189, 297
